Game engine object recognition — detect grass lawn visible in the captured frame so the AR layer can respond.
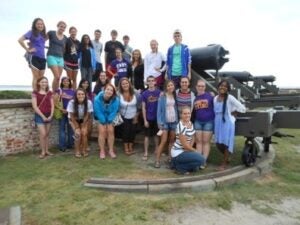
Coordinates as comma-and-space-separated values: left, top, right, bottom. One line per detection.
0, 130, 300, 225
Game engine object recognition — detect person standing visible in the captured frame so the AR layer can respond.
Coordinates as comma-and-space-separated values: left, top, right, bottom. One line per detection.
104, 29, 124, 79
18, 18, 47, 90
155, 80, 178, 168
64, 26, 80, 89
54, 77, 75, 152
31, 76, 54, 159
47, 21, 68, 91
91, 29, 103, 82
93, 71, 110, 96
176, 77, 195, 113
79, 34, 96, 86
166, 29, 192, 89
214, 80, 246, 170
141, 76, 161, 161
107, 48, 131, 87
193, 80, 214, 164
94, 84, 120, 159
118, 78, 141, 155
123, 35, 133, 62
144, 39, 166, 90
131, 49, 144, 91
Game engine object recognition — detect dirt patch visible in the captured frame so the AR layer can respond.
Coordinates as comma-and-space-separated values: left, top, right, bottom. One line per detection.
166, 198, 300, 225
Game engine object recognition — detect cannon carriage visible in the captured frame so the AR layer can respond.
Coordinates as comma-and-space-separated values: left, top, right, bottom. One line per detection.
190, 44, 300, 166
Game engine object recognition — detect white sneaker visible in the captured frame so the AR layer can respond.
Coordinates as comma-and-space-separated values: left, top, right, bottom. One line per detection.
157, 130, 163, 136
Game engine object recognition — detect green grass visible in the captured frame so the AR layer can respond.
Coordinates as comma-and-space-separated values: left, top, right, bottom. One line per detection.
0, 90, 31, 99
0, 130, 300, 224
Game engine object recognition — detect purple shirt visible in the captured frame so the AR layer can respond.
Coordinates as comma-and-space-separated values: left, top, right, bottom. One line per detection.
24, 30, 46, 59
193, 92, 215, 122
56, 89, 75, 109
142, 89, 161, 121
110, 58, 130, 79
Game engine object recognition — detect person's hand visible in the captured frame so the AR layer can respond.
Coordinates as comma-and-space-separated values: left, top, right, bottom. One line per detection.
133, 116, 138, 124
144, 120, 149, 128
28, 47, 36, 53
231, 111, 238, 117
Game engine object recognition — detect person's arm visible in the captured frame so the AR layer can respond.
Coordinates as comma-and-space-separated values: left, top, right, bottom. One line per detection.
18, 35, 31, 53
142, 101, 149, 128
32, 94, 47, 121
187, 63, 191, 80
107, 64, 116, 78
49, 94, 54, 120
178, 134, 196, 151
104, 52, 108, 68
69, 113, 81, 138
107, 97, 120, 124
229, 95, 246, 114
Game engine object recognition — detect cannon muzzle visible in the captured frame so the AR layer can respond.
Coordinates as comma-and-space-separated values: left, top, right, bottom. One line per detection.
191, 44, 229, 72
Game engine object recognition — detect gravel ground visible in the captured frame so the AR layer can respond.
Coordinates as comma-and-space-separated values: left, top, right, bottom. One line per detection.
166, 198, 300, 225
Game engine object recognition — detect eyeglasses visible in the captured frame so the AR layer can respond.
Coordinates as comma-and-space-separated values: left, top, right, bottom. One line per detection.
197, 85, 205, 87
174, 35, 181, 38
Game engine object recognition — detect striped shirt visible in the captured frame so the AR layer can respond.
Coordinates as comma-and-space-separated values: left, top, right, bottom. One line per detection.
171, 121, 195, 158
176, 89, 195, 112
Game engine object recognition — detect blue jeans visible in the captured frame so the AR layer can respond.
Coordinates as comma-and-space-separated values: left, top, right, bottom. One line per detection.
172, 151, 206, 173
59, 114, 74, 149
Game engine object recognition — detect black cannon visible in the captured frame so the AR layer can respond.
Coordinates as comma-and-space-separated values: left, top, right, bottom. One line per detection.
191, 44, 229, 72
253, 75, 276, 83
210, 71, 254, 83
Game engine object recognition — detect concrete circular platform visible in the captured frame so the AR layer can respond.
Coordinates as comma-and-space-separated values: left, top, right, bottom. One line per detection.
84, 139, 275, 193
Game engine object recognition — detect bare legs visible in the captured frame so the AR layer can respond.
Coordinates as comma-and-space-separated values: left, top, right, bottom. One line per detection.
31, 68, 44, 90
155, 130, 175, 168
195, 131, 213, 159
71, 122, 88, 157
98, 124, 116, 159
66, 69, 78, 89
37, 123, 52, 158
50, 66, 63, 91
143, 136, 159, 160
216, 143, 230, 170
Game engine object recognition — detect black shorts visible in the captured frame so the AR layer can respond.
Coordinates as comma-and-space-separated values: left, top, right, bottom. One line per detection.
30, 55, 46, 70
144, 120, 159, 137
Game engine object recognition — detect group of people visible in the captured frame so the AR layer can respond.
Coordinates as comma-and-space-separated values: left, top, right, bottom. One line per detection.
19, 18, 246, 174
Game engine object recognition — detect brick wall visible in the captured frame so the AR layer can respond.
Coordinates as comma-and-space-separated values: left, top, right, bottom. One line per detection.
0, 99, 59, 156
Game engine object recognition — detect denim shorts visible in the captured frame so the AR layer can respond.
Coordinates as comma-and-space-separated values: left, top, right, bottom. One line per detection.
47, 55, 64, 68
35, 113, 51, 125
194, 120, 214, 132
161, 122, 177, 131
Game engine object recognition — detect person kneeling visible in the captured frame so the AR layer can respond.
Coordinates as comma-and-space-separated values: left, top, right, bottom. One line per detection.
171, 106, 205, 175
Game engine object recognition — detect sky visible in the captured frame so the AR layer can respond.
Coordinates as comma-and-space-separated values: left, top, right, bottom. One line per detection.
0, 0, 299, 88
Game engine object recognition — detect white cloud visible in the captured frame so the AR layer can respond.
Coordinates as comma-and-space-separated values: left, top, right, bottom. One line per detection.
1, 0, 300, 87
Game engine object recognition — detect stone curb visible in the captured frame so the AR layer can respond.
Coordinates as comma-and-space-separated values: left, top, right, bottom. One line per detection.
84, 138, 275, 193
0, 206, 21, 225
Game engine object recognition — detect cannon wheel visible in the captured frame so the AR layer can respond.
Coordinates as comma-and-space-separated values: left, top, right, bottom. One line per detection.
242, 141, 258, 167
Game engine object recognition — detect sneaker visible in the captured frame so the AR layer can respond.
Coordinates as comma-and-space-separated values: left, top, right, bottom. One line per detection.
154, 161, 161, 168
175, 170, 190, 175
156, 130, 163, 136
108, 150, 117, 159
99, 151, 106, 159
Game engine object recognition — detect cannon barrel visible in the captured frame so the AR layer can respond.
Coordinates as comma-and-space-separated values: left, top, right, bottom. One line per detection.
191, 44, 229, 73
210, 71, 253, 82
253, 75, 276, 83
